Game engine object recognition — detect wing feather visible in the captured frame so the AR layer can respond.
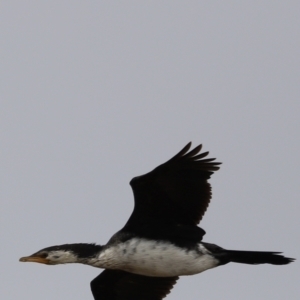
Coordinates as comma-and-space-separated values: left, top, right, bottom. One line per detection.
91, 270, 178, 300
126, 143, 221, 227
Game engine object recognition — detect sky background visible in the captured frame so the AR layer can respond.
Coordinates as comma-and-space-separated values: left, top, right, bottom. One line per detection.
1, 1, 299, 299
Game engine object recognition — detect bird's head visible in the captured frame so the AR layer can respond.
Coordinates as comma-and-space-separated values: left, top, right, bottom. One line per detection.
19, 243, 102, 265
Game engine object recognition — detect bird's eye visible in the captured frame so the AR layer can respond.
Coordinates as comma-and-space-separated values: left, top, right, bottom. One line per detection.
39, 253, 48, 258
53, 255, 60, 259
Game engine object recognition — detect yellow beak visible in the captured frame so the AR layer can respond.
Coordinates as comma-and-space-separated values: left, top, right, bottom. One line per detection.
19, 255, 50, 264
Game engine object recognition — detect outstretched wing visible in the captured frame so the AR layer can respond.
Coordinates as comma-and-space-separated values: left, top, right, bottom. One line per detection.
126, 142, 221, 227
90, 270, 178, 300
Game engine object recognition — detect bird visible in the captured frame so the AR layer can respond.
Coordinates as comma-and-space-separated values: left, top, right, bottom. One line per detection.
20, 142, 294, 300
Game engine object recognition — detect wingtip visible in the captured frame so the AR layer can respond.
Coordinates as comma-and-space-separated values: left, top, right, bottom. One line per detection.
169, 142, 222, 167
170, 142, 192, 160
184, 142, 192, 152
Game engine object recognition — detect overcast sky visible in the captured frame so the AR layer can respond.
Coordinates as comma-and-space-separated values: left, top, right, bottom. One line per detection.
1, 1, 299, 299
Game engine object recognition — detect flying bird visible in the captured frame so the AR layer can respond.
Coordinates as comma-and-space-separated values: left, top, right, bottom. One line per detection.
20, 143, 294, 299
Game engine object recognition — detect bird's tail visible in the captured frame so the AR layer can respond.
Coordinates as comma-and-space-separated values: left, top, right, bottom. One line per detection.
224, 250, 294, 265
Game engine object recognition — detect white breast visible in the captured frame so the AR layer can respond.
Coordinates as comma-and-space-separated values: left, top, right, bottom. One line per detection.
92, 238, 219, 277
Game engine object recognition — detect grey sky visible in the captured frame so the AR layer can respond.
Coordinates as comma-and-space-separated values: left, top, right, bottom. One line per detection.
1, 1, 299, 299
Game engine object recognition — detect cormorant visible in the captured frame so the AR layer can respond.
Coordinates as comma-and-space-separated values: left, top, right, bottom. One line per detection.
20, 143, 294, 300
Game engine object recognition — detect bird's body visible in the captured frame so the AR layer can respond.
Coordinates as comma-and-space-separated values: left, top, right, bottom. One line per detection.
89, 238, 218, 277
20, 143, 294, 300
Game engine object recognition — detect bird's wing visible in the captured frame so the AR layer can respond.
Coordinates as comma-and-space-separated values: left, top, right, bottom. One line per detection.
126, 142, 221, 227
90, 270, 178, 300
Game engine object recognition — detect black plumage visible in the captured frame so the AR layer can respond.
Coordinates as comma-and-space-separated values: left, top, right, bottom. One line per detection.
91, 270, 178, 300
127, 142, 220, 228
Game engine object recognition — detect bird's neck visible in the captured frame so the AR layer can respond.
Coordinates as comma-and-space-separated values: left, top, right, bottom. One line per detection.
62, 243, 103, 264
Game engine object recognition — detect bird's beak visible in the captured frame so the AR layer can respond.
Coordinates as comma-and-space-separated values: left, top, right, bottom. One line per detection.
19, 255, 50, 264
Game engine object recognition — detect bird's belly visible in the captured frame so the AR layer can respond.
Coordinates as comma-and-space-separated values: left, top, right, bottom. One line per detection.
95, 238, 219, 277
